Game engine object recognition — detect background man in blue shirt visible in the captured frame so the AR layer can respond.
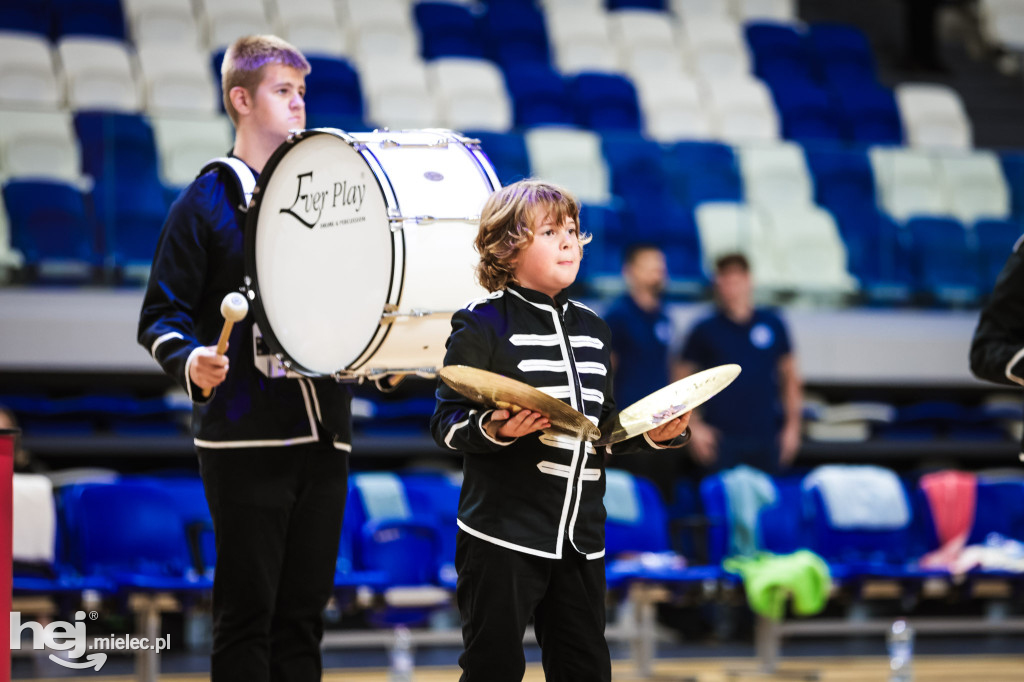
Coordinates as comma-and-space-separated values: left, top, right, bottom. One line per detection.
676, 253, 803, 475
604, 243, 678, 498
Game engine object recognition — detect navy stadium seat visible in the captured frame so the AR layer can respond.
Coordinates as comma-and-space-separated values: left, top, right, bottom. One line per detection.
400, 470, 461, 588
905, 216, 981, 305
975, 218, 1021, 291
831, 206, 913, 304
805, 146, 877, 212
999, 152, 1024, 221
304, 56, 364, 128
415, 1, 486, 60
664, 141, 743, 208
502, 62, 574, 127
808, 23, 877, 84
567, 72, 643, 131
769, 77, 843, 142
3, 179, 101, 281
482, 1, 549, 66
52, 0, 125, 40
747, 22, 813, 84
608, 0, 665, 9
466, 130, 531, 185
0, 0, 52, 37
832, 81, 903, 145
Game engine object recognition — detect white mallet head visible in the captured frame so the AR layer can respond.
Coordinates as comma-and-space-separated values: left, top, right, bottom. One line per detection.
220, 292, 249, 322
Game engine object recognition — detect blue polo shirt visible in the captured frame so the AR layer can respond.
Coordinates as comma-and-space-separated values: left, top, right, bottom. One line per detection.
605, 294, 673, 409
680, 308, 791, 439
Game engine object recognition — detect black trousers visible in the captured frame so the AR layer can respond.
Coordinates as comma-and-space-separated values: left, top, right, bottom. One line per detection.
455, 531, 611, 682
198, 443, 348, 682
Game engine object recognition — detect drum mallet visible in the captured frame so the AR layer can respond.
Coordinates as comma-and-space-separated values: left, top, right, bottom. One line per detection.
203, 292, 249, 398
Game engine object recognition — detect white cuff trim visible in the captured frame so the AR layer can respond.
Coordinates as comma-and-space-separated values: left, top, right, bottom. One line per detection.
478, 409, 516, 446
644, 431, 670, 449
184, 346, 206, 403
151, 331, 183, 359
1005, 347, 1024, 386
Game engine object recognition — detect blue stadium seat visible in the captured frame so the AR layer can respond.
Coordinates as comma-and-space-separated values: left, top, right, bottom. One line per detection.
808, 23, 876, 85
608, 0, 665, 8
805, 146, 877, 212
999, 152, 1024, 222
0, 0, 52, 37
127, 475, 215, 575
482, 1, 549, 66
769, 77, 843, 143
3, 179, 101, 281
832, 81, 903, 145
831, 206, 913, 304
663, 141, 743, 208
567, 72, 643, 131
51, 0, 125, 40
467, 130, 531, 185
415, 1, 486, 60
579, 203, 627, 276
602, 130, 669, 207
970, 479, 1024, 546
502, 62, 574, 127
975, 219, 1021, 292
905, 216, 981, 306
304, 55, 363, 127
400, 470, 461, 588
746, 22, 813, 84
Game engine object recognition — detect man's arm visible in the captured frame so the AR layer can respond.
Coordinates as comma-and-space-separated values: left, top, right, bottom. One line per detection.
971, 242, 1024, 386
777, 353, 803, 468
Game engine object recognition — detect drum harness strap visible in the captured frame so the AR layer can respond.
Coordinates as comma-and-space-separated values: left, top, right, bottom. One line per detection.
200, 157, 257, 213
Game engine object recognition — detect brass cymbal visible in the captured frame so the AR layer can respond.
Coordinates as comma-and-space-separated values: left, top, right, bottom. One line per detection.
440, 365, 601, 442
597, 364, 742, 447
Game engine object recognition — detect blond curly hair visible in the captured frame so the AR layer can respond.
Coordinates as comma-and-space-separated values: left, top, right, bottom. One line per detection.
475, 179, 591, 292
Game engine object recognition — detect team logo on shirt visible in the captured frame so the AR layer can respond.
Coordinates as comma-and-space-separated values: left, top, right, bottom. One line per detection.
750, 323, 774, 349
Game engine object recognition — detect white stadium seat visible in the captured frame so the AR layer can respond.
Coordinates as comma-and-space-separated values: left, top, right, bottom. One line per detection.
704, 75, 779, 143
58, 37, 143, 112
730, 0, 797, 22
0, 108, 81, 184
760, 204, 857, 295
524, 126, 611, 204
895, 83, 973, 150
428, 58, 513, 132
127, 0, 202, 47
0, 32, 63, 109
737, 142, 814, 209
632, 71, 713, 141
937, 150, 1011, 224
151, 113, 233, 189
137, 45, 220, 115
546, 6, 622, 74
694, 201, 786, 288
870, 147, 949, 221
681, 15, 752, 80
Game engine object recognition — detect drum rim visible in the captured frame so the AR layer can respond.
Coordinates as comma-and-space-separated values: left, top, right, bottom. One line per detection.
244, 127, 390, 378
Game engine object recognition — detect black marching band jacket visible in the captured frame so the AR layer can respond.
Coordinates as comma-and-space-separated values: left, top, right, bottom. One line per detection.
431, 283, 689, 559
971, 233, 1024, 457
137, 160, 352, 451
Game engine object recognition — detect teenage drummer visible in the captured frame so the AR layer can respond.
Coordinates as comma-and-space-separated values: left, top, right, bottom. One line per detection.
137, 35, 352, 681
430, 179, 693, 682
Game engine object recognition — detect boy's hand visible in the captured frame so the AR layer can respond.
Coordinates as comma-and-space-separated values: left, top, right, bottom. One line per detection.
648, 410, 692, 444
485, 409, 551, 440
190, 344, 229, 390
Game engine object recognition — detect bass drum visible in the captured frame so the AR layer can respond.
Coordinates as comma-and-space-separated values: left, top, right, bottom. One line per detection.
244, 128, 499, 380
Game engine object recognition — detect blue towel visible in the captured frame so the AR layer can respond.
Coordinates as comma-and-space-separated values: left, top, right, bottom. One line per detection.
722, 465, 777, 557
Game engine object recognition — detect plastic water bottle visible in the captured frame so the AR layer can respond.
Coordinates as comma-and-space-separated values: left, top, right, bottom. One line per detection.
389, 625, 414, 682
887, 619, 914, 682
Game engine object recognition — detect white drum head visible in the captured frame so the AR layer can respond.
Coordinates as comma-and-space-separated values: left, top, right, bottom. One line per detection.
248, 131, 392, 375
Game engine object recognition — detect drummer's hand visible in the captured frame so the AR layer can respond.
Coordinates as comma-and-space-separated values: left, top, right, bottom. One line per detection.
189, 344, 229, 390
486, 409, 551, 440
649, 411, 692, 444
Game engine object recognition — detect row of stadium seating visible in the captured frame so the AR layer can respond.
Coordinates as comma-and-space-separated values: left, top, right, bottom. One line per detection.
13, 467, 1024, 654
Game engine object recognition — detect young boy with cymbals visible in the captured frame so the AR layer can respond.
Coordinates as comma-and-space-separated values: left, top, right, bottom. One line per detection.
430, 179, 692, 682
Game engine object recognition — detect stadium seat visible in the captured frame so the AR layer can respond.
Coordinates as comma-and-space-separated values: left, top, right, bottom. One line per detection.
936, 150, 1011, 225
151, 113, 233, 190
736, 142, 814, 209
414, 1, 485, 60
632, 70, 713, 142
969, 478, 1024, 546
1000, 151, 1024, 221
610, 8, 683, 73
428, 57, 512, 132
466, 130, 530, 185
52, 0, 126, 40
704, 76, 780, 143
0, 1, 52, 37
400, 470, 462, 588
905, 216, 981, 305
342, 0, 420, 61
546, 4, 621, 74
567, 72, 643, 131
760, 204, 857, 295
732, 0, 797, 22
0, 108, 82, 183
0, 31, 63, 109
201, 0, 273, 50
769, 77, 844, 143
807, 23, 876, 86
664, 140, 743, 207
524, 126, 611, 203
58, 36, 142, 112
482, 1, 550, 66
359, 55, 442, 129
0, 190, 18, 272
502, 62, 575, 127
126, 0, 202, 48
804, 146, 877, 215
694, 201, 785, 287
869, 147, 949, 221
303, 55, 364, 127
975, 218, 1020, 291
2, 179, 101, 281
274, 0, 347, 57
136, 45, 220, 115
670, 0, 730, 20
895, 83, 973, 150
831, 206, 914, 304
746, 21, 812, 84
681, 15, 752, 80
832, 80, 903, 145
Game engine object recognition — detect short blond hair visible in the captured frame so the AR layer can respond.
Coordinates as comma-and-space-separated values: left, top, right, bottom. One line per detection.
221, 35, 310, 126
475, 179, 591, 292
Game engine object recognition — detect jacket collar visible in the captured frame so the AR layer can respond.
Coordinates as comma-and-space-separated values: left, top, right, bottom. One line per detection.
507, 283, 570, 310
